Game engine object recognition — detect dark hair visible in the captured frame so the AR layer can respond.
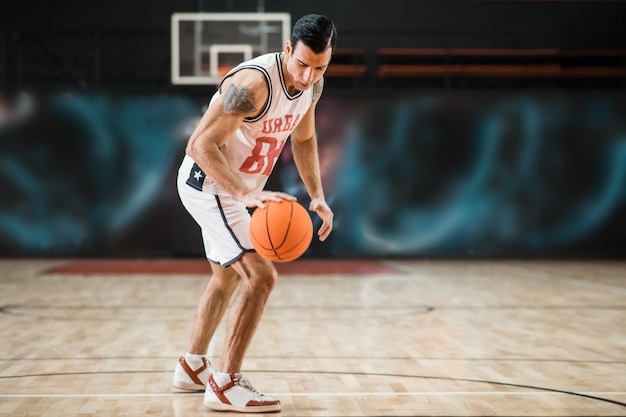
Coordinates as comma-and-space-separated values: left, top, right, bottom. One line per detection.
291, 14, 337, 53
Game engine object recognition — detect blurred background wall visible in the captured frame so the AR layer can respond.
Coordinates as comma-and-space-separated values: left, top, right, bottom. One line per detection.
1, 0, 625, 258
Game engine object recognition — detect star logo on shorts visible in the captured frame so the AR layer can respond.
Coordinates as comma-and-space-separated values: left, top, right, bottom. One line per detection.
194, 170, 204, 181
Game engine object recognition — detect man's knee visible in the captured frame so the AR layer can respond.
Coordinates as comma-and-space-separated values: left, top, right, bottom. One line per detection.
211, 264, 242, 291
250, 266, 277, 293
234, 254, 278, 294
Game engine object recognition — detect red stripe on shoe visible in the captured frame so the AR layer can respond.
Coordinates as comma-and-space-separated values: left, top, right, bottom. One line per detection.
178, 356, 207, 386
208, 374, 237, 405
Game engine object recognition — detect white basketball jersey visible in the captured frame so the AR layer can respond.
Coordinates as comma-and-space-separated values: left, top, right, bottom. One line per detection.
182, 52, 314, 196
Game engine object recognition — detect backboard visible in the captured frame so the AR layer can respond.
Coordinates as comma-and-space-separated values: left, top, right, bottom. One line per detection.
171, 13, 291, 85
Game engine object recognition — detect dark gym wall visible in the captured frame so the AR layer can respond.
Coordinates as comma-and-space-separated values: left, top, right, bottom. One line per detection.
2, 1, 625, 90
1, 1, 626, 259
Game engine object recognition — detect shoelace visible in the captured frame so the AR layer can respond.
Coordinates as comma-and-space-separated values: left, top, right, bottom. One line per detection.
237, 376, 264, 398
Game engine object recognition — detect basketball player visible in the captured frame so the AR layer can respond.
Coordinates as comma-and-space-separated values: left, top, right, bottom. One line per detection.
172, 14, 336, 413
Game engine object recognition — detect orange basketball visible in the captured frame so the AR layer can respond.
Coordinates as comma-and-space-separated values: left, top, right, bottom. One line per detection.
249, 199, 313, 263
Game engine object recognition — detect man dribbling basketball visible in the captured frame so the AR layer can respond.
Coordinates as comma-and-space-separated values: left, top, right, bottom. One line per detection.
172, 14, 336, 413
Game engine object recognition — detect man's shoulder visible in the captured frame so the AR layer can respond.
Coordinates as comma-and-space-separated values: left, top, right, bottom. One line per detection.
223, 67, 270, 93
219, 69, 270, 117
240, 52, 278, 69
312, 77, 325, 103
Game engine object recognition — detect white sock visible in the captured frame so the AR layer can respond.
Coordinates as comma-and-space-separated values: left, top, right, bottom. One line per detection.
184, 352, 207, 368
213, 371, 239, 386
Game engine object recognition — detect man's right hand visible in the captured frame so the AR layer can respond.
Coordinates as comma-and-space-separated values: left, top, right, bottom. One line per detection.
238, 190, 296, 208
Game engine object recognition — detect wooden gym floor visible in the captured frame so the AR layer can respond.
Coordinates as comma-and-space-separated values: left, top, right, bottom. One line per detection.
0, 259, 624, 416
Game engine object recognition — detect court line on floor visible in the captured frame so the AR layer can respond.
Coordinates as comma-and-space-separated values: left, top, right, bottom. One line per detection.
1, 355, 624, 365
512, 265, 626, 296
0, 370, 626, 408
1, 391, 625, 398
1, 369, 624, 407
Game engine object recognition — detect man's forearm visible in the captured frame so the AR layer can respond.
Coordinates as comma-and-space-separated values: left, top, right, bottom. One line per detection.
292, 137, 325, 201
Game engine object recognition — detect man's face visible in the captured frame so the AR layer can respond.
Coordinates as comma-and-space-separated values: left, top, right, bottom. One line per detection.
284, 40, 332, 91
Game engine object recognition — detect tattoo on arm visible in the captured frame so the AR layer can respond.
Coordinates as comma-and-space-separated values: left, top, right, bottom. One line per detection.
312, 77, 324, 103
222, 83, 258, 115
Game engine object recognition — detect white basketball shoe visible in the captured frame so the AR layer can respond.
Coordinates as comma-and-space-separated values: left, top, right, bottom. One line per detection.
204, 372, 281, 413
172, 355, 212, 392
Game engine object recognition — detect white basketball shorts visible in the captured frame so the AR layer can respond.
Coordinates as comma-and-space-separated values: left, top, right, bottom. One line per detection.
177, 155, 254, 267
